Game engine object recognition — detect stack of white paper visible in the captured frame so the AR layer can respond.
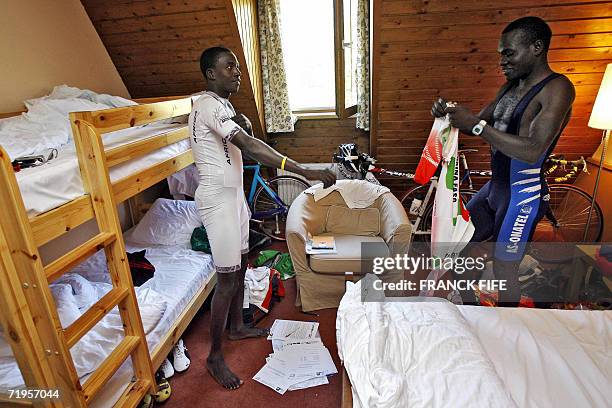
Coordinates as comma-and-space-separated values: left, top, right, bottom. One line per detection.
253, 319, 337, 394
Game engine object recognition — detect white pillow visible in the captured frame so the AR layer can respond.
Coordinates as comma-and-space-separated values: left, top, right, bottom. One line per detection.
130, 198, 202, 246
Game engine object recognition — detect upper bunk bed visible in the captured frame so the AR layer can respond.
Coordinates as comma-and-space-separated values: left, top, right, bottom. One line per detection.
0, 88, 216, 407
1, 86, 194, 247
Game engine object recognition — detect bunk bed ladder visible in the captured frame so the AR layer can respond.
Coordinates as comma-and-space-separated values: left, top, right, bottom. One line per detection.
0, 146, 86, 407
68, 114, 157, 406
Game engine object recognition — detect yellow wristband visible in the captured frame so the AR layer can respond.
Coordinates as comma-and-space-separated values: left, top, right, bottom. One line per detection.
281, 156, 287, 171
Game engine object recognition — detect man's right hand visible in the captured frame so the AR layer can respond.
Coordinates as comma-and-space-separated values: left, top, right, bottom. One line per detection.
431, 97, 448, 118
304, 168, 336, 188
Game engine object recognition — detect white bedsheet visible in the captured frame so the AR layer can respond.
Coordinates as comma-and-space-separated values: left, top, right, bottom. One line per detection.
337, 279, 612, 408
167, 163, 199, 198
304, 179, 390, 209
14, 122, 189, 216
0, 85, 190, 216
0, 85, 136, 160
0, 242, 214, 407
88, 241, 215, 408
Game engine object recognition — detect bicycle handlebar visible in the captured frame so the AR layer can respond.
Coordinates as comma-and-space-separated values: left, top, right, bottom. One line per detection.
544, 156, 588, 182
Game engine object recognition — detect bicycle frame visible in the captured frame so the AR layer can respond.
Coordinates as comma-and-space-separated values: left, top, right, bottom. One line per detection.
411, 178, 438, 236
243, 164, 288, 219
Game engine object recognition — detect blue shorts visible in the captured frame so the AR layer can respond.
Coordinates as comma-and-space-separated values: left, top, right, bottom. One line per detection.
467, 159, 549, 262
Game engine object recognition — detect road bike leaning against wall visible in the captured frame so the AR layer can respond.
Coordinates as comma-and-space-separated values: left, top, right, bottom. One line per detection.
333, 143, 604, 243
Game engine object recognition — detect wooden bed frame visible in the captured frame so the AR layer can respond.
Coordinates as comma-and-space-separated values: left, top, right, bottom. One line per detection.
0, 97, 216, 407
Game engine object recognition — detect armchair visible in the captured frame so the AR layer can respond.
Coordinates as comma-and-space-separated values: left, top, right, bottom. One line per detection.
286, 189, 411, 311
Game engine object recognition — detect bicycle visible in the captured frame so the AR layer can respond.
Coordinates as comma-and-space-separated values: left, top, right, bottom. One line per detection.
333, 143, 604, 243
243, 163, 310, 240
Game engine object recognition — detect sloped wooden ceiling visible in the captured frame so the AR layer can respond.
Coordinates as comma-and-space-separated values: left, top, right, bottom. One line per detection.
371, 0, 612, 195
81, 0, 265, 138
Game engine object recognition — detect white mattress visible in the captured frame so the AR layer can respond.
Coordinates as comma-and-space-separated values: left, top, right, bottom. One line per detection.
15, 122, 190, 216
337, 279, 612, 408
0, 241, 215, 407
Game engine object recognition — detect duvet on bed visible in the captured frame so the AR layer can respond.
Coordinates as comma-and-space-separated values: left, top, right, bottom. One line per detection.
0, 242, 214, 407
337, 278, 612, 408
0, 273, 167, 390
457, 305, 611, 408
337, 279, 515, 408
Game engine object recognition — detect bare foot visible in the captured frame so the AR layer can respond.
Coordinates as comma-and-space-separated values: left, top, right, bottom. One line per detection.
206, 357, 243, 390
228, 326, 269, 340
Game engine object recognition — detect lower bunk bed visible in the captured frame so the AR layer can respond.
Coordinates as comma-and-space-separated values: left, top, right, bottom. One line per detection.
0, 199, 217, 407
337, 278, 611, 408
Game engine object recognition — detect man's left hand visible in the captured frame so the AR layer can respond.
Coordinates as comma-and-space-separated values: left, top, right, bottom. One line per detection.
444, 104, 480, 135
232, 113, 253, 135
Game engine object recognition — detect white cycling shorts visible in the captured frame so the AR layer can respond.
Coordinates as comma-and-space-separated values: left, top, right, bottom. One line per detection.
194, 185, 250, 273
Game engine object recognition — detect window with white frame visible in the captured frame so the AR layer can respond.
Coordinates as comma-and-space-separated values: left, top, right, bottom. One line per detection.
279, 0, 359, 116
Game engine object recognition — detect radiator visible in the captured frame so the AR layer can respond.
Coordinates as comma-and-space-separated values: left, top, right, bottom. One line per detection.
276, 162, 335, 184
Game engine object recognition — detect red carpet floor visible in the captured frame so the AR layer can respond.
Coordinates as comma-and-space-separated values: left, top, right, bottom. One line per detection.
163, 243, 342, 408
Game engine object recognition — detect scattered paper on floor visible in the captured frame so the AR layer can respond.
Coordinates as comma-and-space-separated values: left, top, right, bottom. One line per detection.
254, 319, 337, 394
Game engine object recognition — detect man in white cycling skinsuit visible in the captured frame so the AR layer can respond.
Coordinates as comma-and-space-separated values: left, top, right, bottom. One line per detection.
189, 47, 336, 390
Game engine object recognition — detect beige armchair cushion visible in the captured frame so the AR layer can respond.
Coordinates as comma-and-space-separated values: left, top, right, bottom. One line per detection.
309, 234, 388, 274
324, 206, 380, 236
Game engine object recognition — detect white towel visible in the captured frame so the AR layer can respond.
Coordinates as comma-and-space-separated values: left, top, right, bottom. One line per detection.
167, 163, 199, 197
304, 179, 390, 209
244, 266, 271, 312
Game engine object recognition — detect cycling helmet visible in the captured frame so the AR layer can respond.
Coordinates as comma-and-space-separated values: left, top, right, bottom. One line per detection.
337, 143, 360, 173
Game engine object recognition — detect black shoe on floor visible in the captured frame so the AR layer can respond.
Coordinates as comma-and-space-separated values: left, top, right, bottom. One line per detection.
249, 228, 271, 252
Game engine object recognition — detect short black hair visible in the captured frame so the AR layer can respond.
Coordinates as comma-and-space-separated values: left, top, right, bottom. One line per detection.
200, 46, 232, 76
502, 16, 552, 51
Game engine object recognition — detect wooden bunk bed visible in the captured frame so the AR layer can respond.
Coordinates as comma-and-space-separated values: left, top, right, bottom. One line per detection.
0, 98, 217, 407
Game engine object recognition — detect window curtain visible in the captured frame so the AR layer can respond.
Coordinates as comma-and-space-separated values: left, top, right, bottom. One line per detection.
258, 0, 297, 133
355, 0, 370, 131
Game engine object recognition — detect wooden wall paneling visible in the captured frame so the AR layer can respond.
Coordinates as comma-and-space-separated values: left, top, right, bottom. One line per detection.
81, 0, 372, 166
85, 0, 228, 21
82, 0, 265, 138
231, 0, 266, 134
379, 0, 606, 14
371, 0, 612, 198
380, 3, 612, 27
272, 118, 369, 164
370, 0, 382, 155
223, 0, 265, 139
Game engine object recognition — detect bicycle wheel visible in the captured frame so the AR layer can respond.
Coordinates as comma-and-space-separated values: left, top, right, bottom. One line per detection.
419, 189, 478, 242
400, 184, 430, 241
402, 183, 477, 242
252, 175, 310, 240
532, 184, 603, 242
